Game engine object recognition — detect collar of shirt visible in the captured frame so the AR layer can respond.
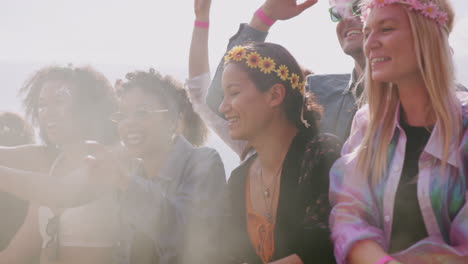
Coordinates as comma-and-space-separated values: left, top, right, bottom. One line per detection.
343, 69, 363, 98
135, 135, 193, 182
392, 103, 459, 168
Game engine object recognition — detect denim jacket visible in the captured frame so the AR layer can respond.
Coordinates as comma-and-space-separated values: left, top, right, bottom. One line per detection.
115, 136, 226, 264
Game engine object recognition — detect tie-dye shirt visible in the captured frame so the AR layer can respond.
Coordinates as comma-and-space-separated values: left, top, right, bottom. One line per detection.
329, 100, 468, 264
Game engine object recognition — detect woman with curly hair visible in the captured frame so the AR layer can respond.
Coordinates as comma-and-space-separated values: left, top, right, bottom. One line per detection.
0, 67, 226, 264
107, 69, 225, 264
0, 65, 120, 264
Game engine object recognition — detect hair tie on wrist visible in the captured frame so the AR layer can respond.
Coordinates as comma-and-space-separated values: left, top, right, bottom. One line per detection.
255, 8, 276, 26
194, 20, 209, 28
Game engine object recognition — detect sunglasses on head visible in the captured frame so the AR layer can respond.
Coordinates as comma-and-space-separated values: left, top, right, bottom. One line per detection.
329, 0, 362, 22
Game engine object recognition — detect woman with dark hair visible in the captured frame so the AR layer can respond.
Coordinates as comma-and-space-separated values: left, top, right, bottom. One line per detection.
0, 65, 120, 264
219, 42, 341, 264
117, 70, 210, 147
0, 112, 35, 252
0, 66, 225, 264
106, 69, 225, 264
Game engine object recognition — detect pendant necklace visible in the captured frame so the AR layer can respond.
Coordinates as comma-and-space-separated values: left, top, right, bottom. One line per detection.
259, 163, 282, 222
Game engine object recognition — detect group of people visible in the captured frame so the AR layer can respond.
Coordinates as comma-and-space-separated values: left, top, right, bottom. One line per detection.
0, 0, 467, 263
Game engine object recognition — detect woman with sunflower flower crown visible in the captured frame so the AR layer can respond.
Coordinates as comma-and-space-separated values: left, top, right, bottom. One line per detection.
329, 0, 468, 263
187, 0, 315, 161
219, 41, 341, 264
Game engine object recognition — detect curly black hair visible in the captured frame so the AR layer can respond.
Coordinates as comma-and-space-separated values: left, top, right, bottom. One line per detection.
19, 65, 119, 145
116, 69, 208, 146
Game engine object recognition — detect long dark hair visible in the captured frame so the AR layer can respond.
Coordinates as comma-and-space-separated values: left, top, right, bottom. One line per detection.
19, 65, 119, 146
225, 42, 323, 136
116, 69, 208, 146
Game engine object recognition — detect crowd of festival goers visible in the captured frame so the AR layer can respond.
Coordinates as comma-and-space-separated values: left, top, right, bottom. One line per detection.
0, 0, 467, 263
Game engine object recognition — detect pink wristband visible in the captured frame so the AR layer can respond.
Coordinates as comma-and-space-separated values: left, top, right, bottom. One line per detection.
194, 20, 209, 28
376, 255, 395, 264
255, 8, 276, 26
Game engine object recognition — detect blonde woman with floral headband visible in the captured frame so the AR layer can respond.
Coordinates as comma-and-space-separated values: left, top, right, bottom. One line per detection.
329, 0, 468, 264
219, 42, 341, 264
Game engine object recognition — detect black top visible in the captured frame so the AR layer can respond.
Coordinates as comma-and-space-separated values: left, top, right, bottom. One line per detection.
222, 131, 341, 264
389, 117, 431, 253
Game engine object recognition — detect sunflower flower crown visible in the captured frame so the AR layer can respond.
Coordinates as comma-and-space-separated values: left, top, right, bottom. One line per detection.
362, 0, 448, 27
224, 45, 311, 128
224, 46, 306, 96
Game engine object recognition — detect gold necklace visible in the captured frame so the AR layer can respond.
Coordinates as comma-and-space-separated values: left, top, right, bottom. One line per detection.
258, 164, 282, 222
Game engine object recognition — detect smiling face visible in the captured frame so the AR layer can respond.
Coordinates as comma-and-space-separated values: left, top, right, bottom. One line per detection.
219, 63, 275, 141
116, 86, 174, 158
364, 4, 420, 83
332, 0, 365, 58
37, 81, 80, 146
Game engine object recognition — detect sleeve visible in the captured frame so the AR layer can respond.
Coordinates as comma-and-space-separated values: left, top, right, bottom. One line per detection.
295, 134, 342, 263
341, 105, 369, 156
186, 73, 249, 157
449, 122, 468, 252
392, 122, 468, 264
120, 149, 226, 263
328, 108, 387, 264
206, 23, 269, 115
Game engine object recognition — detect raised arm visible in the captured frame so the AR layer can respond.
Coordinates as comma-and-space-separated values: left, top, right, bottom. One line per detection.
0, 165, 112, 208
187, 0, 249, 157
251, 0, 318, 32
189, 0, 211, 79
0, 145, 55, 172
0, 142, 123, 208
206, 0, 317, 115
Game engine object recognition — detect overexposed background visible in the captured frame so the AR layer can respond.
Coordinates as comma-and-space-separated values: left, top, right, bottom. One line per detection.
1, 0, 467, 175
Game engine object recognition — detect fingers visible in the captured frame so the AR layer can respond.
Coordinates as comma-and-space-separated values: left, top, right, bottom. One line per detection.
297, 0, 318, 12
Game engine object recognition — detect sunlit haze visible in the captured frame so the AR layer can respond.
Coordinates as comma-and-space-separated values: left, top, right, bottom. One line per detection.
1, 0, 467, 174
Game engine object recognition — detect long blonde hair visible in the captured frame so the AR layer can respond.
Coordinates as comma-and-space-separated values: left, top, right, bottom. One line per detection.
357, 0, 462, 184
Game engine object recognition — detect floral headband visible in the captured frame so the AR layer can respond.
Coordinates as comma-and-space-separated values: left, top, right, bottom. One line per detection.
224, 45, 311, 128
362, 0, 448, 27
224, 46, 306, 96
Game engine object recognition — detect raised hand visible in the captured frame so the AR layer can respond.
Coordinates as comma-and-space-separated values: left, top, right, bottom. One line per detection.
261, 0, 318, 21
84, 142, 133, 190
190, 0, 211, 78
249, 0, 318, 32
194, 0, 211, 21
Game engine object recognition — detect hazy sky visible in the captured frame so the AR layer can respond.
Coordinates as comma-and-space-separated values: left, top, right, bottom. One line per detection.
1, 0, 466, 80
0, 0, 466, 174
